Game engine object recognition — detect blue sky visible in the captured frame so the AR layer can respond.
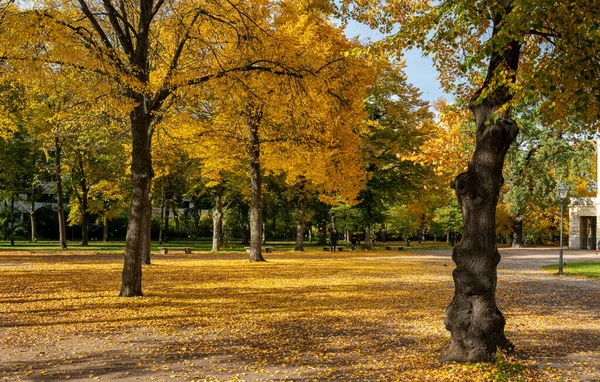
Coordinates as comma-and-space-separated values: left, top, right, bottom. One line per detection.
343, 21, 448, 105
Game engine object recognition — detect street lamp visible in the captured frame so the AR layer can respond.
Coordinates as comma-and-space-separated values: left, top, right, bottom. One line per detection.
557, 183, 569, 275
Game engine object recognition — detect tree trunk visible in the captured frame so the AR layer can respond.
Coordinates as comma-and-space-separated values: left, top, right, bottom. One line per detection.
9, 193, 15, 246
247, 105, 265, 262
159, 187, 165, 244
295, 184, 306, 251
2, 201, 7, 240
103, 216, 109, 242
80, 182, 89, 246
74, 153, 90, 246
164, 202, 170, 243
442, 6, 520, 362
142, 191, 152, 265
172, 206, 179, 238
55, 137, 67, 249
120, 104, 153, 297
318, 221, 327, 245
30, 188, 37, 242
364, 226, 371, 250
212, 184, 224, 252
512, 217, 524, 247
295, 221, 305, 252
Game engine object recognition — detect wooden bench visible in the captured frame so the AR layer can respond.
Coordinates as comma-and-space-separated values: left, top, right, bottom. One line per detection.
385, 246, 404, 251
159, 247, 193, 255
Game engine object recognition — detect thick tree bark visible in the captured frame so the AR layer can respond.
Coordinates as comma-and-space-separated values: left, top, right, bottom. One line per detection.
442, 4, 521, 362
512, 217, 524, 247
247, 105, 265, 262
55, 137, 67, 249
212, 184, 224, 252
120, 104, 153, 297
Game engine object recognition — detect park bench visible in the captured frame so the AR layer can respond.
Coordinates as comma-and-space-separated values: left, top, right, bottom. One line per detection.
244, 247, 273, 253
385, 246, 404, 251
323, 246, 346, 252
159, 247, 193, 255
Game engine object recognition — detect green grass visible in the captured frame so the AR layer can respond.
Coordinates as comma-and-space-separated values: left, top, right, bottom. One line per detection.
0, 239, 453, 254
542, 261, 600, 279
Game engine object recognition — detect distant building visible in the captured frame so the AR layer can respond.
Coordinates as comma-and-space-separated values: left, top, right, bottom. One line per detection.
568, 138, 599, 250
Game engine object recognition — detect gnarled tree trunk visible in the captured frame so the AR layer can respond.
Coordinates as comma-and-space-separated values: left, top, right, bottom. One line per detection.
442, 5, 521, 362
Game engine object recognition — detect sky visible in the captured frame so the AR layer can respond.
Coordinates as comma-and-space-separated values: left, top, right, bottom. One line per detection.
343, 20, 449, 105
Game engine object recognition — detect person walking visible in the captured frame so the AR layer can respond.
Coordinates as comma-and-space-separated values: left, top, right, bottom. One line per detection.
350, 232, 358, 252
596, 239, 600, 255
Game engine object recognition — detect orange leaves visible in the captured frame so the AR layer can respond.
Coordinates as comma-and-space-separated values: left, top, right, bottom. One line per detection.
403, 99, 473, 181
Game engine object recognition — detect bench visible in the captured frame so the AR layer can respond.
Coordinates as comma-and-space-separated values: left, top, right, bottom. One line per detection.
159, 247, 193, 255
385, 246, 404, 251
323, 246, 346, 252
244, 247, 273, 253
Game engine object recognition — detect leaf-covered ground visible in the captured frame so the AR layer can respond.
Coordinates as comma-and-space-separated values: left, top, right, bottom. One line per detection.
1, 249, 599, 381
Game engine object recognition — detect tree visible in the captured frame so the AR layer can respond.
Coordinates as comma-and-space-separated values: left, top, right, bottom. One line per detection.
341, 0, 600, 361
356, 62, 435, 248
503, 106, 595, 247
4, 0, 362, 295
164, 6, 375, 261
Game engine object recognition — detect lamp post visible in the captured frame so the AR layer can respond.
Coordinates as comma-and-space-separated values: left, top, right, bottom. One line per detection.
557, 183, 568, 275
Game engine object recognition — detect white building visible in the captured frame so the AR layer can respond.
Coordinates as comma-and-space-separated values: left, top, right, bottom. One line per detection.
568, 138, 599, 250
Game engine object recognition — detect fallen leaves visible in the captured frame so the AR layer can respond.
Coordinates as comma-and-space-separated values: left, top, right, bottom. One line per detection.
0, 251, 599, 380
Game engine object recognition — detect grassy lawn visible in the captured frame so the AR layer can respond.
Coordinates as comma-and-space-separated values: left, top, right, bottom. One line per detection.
0, 239, 453, 254
1, 249, 598, 380
542, 261, 600, 279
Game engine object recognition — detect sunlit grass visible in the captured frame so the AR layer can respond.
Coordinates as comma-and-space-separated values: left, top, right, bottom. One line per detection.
542, 261, 600, 279
0, 250, 598, 380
